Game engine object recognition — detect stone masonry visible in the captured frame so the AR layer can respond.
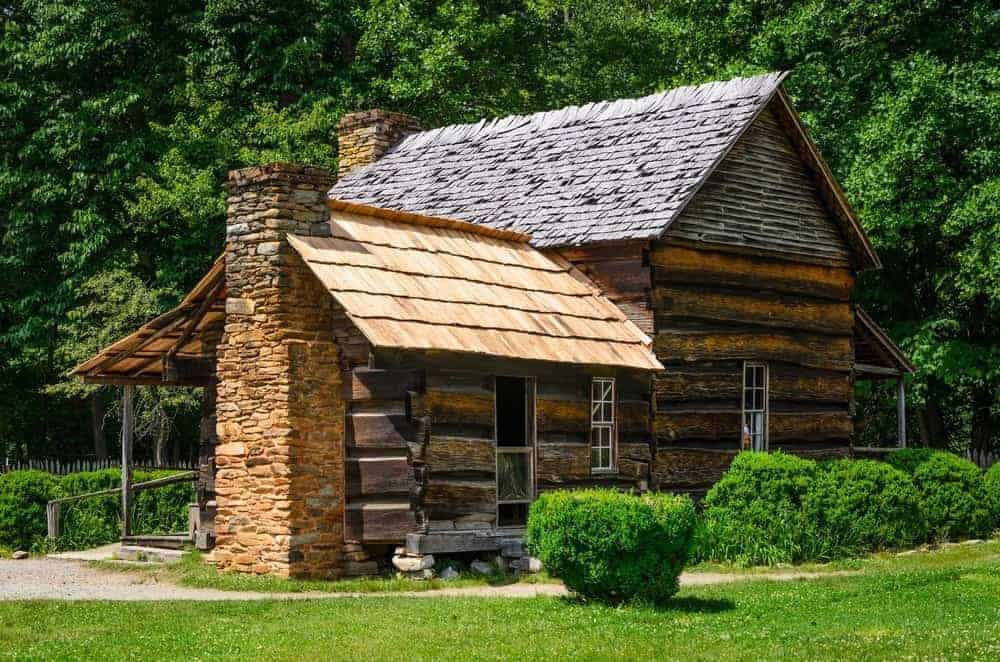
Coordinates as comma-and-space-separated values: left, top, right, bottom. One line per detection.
336, 109, 423, 178
213, 164, 346, 578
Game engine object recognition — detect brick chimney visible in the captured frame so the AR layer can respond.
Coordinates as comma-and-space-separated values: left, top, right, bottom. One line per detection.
214, 164, 346, 578
336, 109, 423, 178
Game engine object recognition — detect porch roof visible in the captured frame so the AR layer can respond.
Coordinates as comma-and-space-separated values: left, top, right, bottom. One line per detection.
854, 307, 915, 378
72, 257, 224, 386
292, 200, 663, 371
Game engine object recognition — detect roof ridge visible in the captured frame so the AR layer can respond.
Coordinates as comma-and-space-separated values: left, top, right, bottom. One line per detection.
394, 72, 786, 151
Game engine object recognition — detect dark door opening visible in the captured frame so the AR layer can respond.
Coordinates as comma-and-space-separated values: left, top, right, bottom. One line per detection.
495, 376, 534, 527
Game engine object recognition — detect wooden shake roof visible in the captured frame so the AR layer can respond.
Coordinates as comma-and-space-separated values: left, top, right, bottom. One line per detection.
290, 201, 663, 371
73, 257, 225, 385
330, 72, 879, 269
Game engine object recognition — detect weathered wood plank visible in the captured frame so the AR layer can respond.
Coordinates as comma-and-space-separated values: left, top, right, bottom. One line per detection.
346, 367, 422, 402
652, 448, 739, 490
344, 502, 419, 542
651, 243, 854, 301
653, 286, 853, 335
345, 457, 414, 498
654, 412, 741, 445
653, 370, 741, 404
769, 411, 852, 442
425, 436, 495, 474
537, 442, 590, 481
425, 389, 494, 427
620, 441, 652, 464
348, 412, 415, 447
536, 397, 589, 434
654, 331, 853, 371
406, 531, 502, 555
422, 479, 496, 520
769, 367, 852, 404
618, 400, 650, 434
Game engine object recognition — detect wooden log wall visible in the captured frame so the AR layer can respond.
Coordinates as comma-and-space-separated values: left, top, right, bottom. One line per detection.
557, 242, 653, 336
343, 366, 425, 542
535, 374, 651, 492
421, 371, 496, 530
650, 242, 856, 491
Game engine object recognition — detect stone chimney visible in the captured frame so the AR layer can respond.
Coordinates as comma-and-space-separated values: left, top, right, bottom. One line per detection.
214, 164, 346, 578
336, 109, 423, 178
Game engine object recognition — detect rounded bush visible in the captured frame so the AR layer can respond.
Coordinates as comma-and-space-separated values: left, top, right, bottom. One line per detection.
0, 470, 59, 550
985, 463, 1000, 531
911, 453, 991, 540
699, 451, 817, 565
526, 489, 696, 604
803, 459, 926, 556
884, 448, 937, 475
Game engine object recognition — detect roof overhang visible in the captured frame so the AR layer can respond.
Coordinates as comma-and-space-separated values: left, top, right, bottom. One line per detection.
72, 257, 225, 386
854, 307, 915, 378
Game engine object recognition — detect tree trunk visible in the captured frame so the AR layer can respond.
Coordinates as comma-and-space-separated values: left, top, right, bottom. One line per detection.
91, 391, 108, 460
918, 396, 948, 448
154, 403, 169, 467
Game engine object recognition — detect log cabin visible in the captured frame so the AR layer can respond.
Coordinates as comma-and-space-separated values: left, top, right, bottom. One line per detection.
75, 72, 913, 577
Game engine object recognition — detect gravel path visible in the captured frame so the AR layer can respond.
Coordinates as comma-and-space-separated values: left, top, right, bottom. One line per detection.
0, 557, 850, 602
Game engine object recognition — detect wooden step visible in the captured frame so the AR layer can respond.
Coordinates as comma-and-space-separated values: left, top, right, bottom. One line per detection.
120, 534, 190, 550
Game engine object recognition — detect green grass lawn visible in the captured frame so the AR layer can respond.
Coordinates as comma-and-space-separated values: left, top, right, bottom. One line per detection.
3, 542, 1000, 661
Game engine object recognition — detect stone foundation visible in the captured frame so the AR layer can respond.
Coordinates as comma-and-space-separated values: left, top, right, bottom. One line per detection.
212, 164, 346, 578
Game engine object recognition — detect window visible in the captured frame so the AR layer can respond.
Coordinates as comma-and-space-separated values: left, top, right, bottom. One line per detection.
496, 376, 534, 527
742, 363, 768, 451
591, 377, 615, 472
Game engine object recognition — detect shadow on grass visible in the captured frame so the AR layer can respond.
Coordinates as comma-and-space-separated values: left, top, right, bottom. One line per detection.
558, 594, 735, 613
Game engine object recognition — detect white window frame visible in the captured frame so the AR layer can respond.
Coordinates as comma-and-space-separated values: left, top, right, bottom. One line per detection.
590, 377, 616, 472
742, 362, 769, 451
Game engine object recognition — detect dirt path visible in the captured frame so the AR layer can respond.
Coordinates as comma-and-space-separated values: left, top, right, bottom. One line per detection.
0, 557, 851, 602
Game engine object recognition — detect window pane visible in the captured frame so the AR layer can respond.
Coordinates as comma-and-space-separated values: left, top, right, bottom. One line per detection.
497, 452, 531, 501
591, 446, 601, 468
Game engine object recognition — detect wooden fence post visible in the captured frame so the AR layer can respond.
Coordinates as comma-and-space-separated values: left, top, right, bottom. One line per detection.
121, 384, 135, 538
46, 501, 60, 539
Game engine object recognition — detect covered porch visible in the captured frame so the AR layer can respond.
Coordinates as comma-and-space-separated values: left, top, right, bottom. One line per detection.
853, 307, 916, 454
71, 257, 226, 550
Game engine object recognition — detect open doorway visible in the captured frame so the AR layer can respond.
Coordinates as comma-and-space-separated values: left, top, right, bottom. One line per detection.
495, 376, 535, 527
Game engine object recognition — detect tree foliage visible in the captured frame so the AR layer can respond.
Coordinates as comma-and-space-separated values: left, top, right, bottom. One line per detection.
2, 1, 998, 459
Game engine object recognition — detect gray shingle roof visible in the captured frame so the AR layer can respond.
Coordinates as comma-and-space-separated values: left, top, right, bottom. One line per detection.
329, 72, 788, 248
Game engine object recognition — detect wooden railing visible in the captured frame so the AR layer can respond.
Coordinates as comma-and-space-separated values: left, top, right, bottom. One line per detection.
45, 471, 197, 540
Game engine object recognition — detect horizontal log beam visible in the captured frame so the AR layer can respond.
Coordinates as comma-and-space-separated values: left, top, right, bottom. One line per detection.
655, 330, 853, 372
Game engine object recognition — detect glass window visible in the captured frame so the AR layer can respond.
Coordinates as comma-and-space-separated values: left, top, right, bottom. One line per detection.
591, 378, 615, 471
742, 363, 768, 451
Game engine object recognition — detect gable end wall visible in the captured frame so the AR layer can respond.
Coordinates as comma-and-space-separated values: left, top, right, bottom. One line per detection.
667, 104, 853, 266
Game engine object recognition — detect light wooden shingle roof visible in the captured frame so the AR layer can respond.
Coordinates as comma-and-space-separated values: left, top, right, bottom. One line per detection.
290, 202, 662, 371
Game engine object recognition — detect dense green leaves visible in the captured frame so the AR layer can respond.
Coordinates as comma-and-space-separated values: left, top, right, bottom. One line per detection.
2, 1, 998, 459
526, 489, 697, 604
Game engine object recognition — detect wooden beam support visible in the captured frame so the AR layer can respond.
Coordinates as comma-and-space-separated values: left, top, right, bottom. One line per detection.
121, 384, 134, 538
166, 278, 226, 363
854, 363, 901, 378
897, 377, 907, 448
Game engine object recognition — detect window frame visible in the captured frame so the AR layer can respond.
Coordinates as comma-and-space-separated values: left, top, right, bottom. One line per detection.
742, 362, 769, 452
590, 377, 616, 473
495, 376, 536, 527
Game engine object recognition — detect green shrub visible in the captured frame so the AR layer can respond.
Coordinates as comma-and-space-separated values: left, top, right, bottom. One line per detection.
699, 451, 818, 565
803, 459, 926, 556
913, 453, 991, 540
985, 463, 1000, 531
0, 470, 59, 550
58, 469, 193, 550
885, 449, 991, 540
526, 489, 696, 604
884, 448, 937, 475
0, 468, 194, 552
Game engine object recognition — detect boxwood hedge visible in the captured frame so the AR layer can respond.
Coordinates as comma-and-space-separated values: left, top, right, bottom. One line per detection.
526, 489, 696, 604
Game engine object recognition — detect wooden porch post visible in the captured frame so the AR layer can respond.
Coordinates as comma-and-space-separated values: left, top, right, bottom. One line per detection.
897, 377, 906, 448
121, 384, 134, 538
